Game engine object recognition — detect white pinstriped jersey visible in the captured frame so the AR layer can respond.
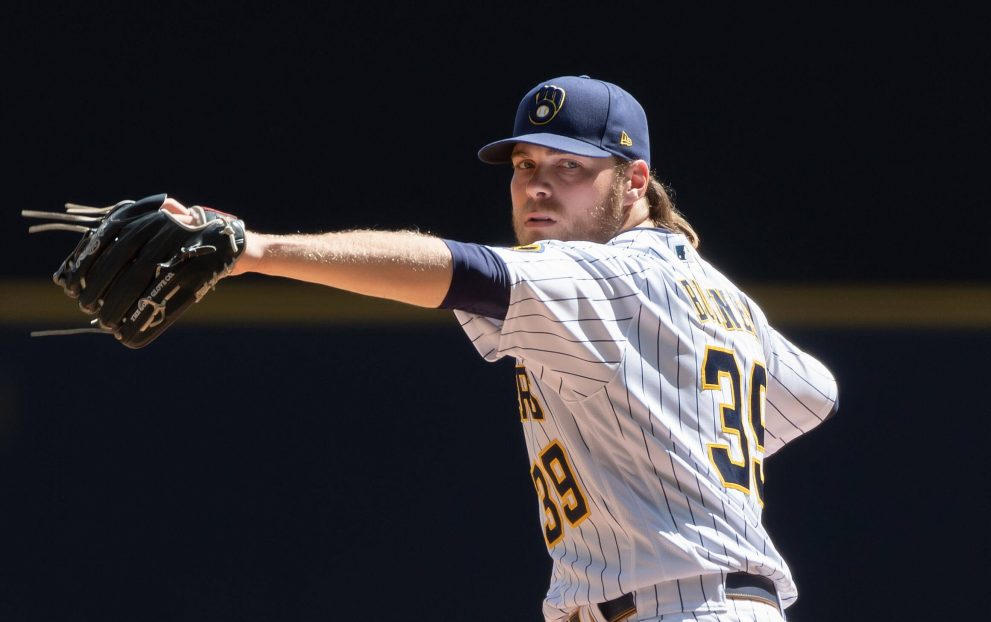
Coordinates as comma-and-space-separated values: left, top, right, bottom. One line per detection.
454, 227, 837, 614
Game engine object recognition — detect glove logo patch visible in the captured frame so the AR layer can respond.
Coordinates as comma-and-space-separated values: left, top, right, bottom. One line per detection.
77, 235, 102, 264
129, 271, 175, 323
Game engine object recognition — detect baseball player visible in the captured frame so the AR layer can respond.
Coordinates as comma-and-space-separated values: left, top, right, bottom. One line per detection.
159, 76, 838, 621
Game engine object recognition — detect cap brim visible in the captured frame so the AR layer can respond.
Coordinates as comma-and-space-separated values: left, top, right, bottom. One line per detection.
477, 133, 613, 164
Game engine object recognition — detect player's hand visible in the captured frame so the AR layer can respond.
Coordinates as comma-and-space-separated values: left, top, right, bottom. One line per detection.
161, 197, 259, 277
160, 197, 196, 225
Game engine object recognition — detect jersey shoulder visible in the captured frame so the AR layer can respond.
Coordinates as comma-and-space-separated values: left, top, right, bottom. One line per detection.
490, 228, 689, 272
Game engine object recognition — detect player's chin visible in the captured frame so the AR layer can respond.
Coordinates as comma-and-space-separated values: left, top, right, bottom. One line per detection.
513, 226, 536, 245
515, 222, 561, 245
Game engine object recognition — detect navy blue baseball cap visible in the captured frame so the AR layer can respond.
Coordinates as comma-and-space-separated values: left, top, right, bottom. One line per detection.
478, 75, 650, 166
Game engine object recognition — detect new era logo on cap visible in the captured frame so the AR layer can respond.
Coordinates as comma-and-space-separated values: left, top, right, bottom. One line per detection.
478, 75, 650, 166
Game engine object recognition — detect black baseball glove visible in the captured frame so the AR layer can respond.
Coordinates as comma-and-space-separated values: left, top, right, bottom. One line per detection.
22, 193, 246, 348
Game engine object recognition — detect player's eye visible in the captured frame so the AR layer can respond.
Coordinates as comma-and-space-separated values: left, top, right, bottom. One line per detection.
513, 160, 535, 170
559, 160, 581, 169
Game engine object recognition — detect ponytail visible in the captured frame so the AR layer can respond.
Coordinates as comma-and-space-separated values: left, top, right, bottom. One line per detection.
646, 177, 699, 249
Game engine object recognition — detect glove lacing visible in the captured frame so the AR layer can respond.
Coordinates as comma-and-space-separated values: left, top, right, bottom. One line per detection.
21, 200, 134, 337
21, 199, 242, 341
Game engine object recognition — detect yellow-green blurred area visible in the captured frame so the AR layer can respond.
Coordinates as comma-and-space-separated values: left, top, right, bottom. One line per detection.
3, 279, 989, 329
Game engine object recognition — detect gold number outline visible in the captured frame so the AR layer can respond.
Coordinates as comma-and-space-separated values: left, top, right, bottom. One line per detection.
702, 346, 751, 494
530, 439, 590, 547
702, 345, 768, 501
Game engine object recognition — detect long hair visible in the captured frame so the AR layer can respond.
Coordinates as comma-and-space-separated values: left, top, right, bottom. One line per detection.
615, 160, 699, 248
646, 176, 699, 249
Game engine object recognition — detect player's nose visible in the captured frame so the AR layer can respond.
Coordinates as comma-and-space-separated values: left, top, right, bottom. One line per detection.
525, 166, 553, 200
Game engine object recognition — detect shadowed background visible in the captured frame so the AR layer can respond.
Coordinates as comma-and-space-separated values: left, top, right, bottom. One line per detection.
1, 3, 988, 621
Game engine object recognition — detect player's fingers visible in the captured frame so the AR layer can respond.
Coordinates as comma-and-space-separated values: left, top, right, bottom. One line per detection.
160, 198, 196, 226
160, 198, 189, 215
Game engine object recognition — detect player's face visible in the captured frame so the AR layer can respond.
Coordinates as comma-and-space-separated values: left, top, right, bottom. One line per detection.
510, 145, 626, 245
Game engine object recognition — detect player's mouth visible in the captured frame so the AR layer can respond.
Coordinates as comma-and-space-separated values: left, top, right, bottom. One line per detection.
525, 213, 557, 227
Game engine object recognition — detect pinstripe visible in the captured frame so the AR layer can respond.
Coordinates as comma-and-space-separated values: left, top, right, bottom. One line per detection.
647, 278, 687, 596
730, 596, 742, 621
774, 360, 836, 408
764, 397, 804, 433
500, 252, 620, 266
501, 311, 638, 324
561, 531, 578, 602
575, 522, 594, 605
452, 228, 837, 617
698, 575, 712, 612
628, 306, 640, 431
545, 367, 615, 383
531, 378, 626, 602
562, 524, 587, 605
544, 388, 612, 605
691, 318, 716, 506
517, 267, 653, 285
510, 291, 641, 306
697, 305, 736, 562
554, 419, 589, 604
499, 329, 624, 344
663, 259, 708, 553
644, 279, 658, 437
684, 304, 722, 563
499, 346, 623, 365
597, 495, 627, 595
767, 369, 827, 421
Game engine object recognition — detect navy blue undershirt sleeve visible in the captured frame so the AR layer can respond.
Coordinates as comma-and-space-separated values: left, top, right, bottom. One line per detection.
439, 239, 511, 319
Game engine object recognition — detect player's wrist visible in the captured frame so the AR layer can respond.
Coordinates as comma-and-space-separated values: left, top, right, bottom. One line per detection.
229, 230, 266, 276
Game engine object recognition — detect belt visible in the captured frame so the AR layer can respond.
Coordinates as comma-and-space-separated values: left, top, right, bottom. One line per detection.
588, 572, 779, 622
724, 571, 780, 611
597, 593, 636, 621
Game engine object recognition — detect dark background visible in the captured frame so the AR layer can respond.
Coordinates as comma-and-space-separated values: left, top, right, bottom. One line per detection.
4, 3, 988, 283
1, 3, 988, 621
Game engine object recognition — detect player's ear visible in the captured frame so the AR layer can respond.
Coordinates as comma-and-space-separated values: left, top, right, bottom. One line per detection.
622, 160, 650, 207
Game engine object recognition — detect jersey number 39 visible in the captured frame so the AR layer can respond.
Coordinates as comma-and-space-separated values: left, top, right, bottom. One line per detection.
702, 345, 767, 506
532, 440, 590, 547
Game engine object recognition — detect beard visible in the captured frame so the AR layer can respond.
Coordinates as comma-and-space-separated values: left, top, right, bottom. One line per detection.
513, 179, 627, 245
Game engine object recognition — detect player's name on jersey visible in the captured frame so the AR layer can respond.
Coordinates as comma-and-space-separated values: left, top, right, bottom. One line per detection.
679, 279, 758, 337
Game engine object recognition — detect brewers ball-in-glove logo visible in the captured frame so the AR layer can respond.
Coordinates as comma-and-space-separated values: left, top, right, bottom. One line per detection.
528, 85, 566, 126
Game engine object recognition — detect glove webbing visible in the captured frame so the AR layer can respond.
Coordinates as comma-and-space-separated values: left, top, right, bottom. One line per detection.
21, 199, 181, 339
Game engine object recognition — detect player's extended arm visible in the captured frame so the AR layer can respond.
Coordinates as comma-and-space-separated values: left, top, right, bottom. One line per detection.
233, 229, 453, 308
161, 197, 453, 308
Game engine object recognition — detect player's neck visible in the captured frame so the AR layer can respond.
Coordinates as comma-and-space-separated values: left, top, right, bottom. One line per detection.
618, 205, 653, 236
